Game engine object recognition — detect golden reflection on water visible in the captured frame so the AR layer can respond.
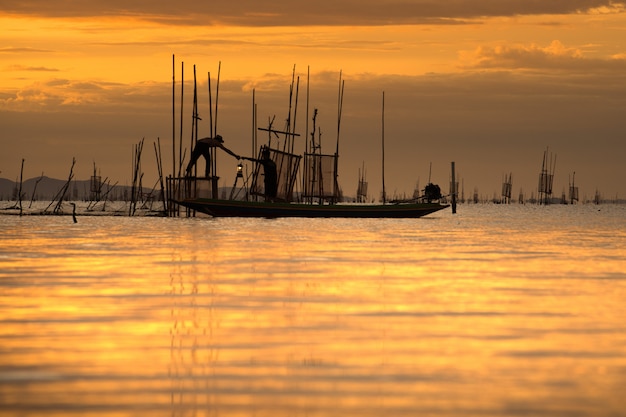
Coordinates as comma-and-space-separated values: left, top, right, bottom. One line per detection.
1, 207, 626, 416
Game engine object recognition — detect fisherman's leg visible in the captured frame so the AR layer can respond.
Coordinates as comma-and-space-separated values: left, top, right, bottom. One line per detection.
201, 147, 212, 177
186, 147, 202, 174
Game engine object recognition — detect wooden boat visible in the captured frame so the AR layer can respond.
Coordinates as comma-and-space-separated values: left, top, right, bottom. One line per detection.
175, 197, 448, 218
169, 143, 449, 218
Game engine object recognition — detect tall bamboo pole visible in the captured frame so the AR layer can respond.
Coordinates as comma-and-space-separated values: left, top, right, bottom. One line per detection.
334, 71, 344, 203
210, 62, 221, 198
303, 66, 310, 199
208, 72, 213, 137
291, 76, 300, 155
214, 61, 221, 137
381, 91, 386, 204
251, 89, 256, 158
305, 67, 310, 156
286, 65, 295, 152
172, 54, 175, 180
178, 62, 184, 177
190, 65, 198, 179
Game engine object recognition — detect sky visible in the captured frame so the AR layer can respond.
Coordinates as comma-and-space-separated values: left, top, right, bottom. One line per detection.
1, 0, 626, 201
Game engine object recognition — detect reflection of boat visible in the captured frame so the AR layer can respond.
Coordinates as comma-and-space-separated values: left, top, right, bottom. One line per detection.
176, 197, 448, 218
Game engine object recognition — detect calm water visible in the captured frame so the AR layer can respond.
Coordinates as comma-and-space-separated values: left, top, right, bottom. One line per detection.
1, 204, 625, 416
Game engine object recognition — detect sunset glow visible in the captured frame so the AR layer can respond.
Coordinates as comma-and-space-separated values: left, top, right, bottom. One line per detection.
1, 2, 625, 199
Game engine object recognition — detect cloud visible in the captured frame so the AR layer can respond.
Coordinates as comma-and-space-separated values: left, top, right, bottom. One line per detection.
1, 0, 624, 26
460, 40, 626, 72
4, 64, 59, 72
0, 78, 167, 111
0, 47, 54, 53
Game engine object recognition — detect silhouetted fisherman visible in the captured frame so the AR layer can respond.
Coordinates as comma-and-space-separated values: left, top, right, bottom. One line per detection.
244, 147, 277, 201
186, 135, 240, 177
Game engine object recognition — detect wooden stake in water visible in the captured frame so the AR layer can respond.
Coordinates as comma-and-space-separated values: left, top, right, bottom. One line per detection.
451, 161, 457, 214
18, 158, 24, 216
70, 203, 77, 223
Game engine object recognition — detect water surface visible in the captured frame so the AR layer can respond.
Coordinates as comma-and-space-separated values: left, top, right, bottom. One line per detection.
1, 204, 625, 416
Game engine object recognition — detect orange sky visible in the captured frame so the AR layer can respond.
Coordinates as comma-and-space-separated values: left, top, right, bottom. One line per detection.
1, 1, 626, 200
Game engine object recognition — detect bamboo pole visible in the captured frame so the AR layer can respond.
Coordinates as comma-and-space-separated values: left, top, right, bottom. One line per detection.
214, 61, 221, 137
206, 70, 214, 200
305, 67, 310, 156
451, 161, 457, 214
291, 76, 300, 155
212, 62, 221, 198
381, 92, 386, 205
69, 203, 77, 223
172, 54, 175, 181
178, 61, 184, 178
18, 158, 24, 215
191, 65, 198, 178
303, 67, 310, 202
154, 137, 167, 213
551, 153, 557, 204
208, 72, 213, 138
130, 143, 137, 216
251, 89, 256, 158
169, 55, 175, 217
285, 65, 295, 153
334, 71, 344, 203
129, 139, 144, 216
46, 157, 75, 214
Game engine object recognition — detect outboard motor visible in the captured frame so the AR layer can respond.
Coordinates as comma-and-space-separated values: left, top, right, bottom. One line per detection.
424, 183, 442, 203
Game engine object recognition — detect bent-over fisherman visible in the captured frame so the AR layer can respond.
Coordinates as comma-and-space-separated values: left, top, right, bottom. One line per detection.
186, 135, 240, 177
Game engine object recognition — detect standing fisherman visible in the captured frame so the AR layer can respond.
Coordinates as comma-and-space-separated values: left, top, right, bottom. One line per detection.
243, 147, 277, 201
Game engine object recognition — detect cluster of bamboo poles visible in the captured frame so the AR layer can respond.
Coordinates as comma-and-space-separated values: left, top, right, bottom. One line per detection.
8, 157, 74, 216
166, 55, 223, 217
163, 56, 353, 215
8, 136, 166, 218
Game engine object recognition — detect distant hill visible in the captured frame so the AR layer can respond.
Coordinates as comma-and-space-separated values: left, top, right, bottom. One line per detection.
0, 176, 157, 201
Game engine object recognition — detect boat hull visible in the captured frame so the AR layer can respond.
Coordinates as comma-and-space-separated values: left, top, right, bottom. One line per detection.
175, 198, 449, 218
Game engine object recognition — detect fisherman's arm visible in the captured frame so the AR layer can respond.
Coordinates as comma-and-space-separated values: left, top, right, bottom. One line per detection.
218, 144, 241, 159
